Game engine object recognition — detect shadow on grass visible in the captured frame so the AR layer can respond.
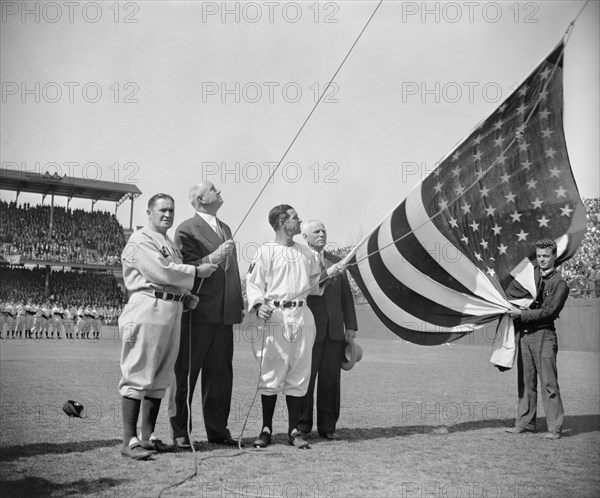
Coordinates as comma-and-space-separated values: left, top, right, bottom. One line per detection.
0, 476, 137, 498
0, 438, 122, 462
308, 414, 599, 443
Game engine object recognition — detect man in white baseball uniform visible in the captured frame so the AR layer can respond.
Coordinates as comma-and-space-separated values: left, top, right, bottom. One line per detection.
91, 303, 101, 339
75, 305, 86, 339
64, 305, 75, 341
31, 303, 42, 340
50, 303, 64, 339
25, 301, 36, 339
118, 193, 217, 460
0, 302, 11, 339
15, 301, 27, 340
246, 205, 346, 449
4, 302, 16, 339
31, 302, 49, 339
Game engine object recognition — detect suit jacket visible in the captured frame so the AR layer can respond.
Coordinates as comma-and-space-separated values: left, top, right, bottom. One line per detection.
307, 252, 358, 342
175, 214, 243, 325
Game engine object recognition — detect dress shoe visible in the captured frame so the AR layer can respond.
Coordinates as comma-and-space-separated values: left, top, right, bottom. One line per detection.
253, 431, 272, 449
209, 437, 244, 447
288, 430, 310, 449
319, 432, 340, 440
505, 426, 534, 434
120, 443, 153, 460
140, 438, 174, 452
546, 431, 561, 440
173, 436, 193, 451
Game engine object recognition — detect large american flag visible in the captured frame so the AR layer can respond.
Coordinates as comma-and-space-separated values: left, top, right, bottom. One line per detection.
347, 41, 587, 360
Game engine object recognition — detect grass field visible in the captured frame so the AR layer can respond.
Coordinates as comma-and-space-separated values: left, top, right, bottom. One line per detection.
1, 323, 599, 498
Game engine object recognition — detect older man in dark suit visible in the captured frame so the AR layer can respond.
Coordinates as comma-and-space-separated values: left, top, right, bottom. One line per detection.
298, 219, 358, 440
168, 182, 244, 449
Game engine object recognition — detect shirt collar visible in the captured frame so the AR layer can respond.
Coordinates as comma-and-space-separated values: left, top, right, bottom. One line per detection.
197, 211, 217, 227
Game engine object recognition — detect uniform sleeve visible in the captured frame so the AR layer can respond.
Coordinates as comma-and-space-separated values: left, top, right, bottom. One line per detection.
124, 236, 196, 291
521, 280, 569, 324
246, 257, 267, 311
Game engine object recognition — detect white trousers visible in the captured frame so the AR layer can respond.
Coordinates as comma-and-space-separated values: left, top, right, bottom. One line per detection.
118, 292, 183, 400
250, 307, 316, 397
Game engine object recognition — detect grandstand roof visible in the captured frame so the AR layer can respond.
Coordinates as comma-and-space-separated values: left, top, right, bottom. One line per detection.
0, 168, 141, 204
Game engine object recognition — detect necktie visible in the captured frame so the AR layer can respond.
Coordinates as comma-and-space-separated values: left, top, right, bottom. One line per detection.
317, 252, 325, 272
215, 218, 225, 241
215, 218, 230, 270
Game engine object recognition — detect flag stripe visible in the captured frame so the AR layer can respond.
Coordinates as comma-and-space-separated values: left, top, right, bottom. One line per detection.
388, 200, 476, 296
366, 228, 474, 326
406, 191, 510, 307
349, 252, 473, 345
378, 212, 510, 317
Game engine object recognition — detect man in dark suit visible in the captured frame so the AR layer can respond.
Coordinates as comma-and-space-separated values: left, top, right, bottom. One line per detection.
298, 219, 358, 440
168, 182, 244, 449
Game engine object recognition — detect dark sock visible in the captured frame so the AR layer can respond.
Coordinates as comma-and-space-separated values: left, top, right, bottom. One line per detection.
286, 395, 302, 436
140, 396, 161, 441
122, 396, 141, 445
261, 394, 277, 433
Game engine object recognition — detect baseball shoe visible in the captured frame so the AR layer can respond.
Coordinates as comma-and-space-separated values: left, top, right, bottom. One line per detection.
289, 429, 310, 449
120, 442, 154, 460
208, 437, 244, 448
505, 426, 534, 434
546, 431, 561, 440
253, 430, 272, 449
140, 438, 174, 453
319, 432, 340, 440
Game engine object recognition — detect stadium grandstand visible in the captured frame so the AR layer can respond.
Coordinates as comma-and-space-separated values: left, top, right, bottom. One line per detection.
0, 167, 141, 335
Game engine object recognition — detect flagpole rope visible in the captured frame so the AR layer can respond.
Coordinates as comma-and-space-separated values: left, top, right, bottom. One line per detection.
231, 0, 384, 239
570, 0, 591, 27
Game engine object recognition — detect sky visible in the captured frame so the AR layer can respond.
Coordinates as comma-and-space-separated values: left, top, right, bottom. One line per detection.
1, 0, 599, 273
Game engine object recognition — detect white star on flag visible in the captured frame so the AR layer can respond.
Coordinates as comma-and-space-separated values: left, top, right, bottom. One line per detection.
538, 216, 550, 227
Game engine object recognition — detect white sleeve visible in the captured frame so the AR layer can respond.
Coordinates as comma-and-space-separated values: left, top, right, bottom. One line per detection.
246, 254, 267, 312
123, 234, 196, 291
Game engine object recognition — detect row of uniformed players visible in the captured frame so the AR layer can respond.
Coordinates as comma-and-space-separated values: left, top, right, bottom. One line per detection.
0, 302, 121, 340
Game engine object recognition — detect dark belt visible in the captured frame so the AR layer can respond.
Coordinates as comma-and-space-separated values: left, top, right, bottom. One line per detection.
154, 291, 185, 302
273, 300, 304, 308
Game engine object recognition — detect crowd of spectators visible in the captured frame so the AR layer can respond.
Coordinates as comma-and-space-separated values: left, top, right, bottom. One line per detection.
0, 267, 125, 308
561, 198, 600, 298
0, 201, 125, 266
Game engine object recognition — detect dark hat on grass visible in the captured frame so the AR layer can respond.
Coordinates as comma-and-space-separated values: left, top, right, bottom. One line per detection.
63, 400, 84, 418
